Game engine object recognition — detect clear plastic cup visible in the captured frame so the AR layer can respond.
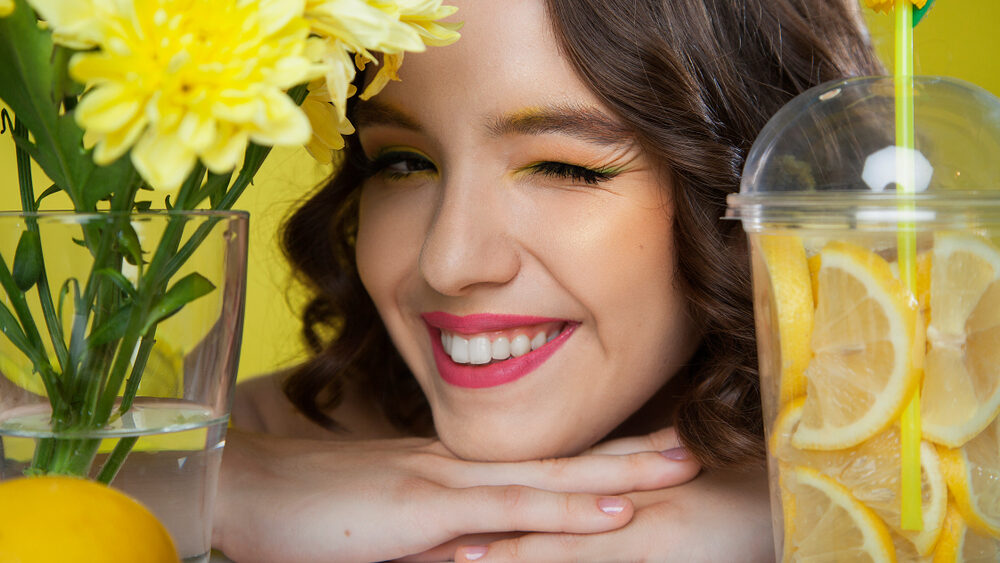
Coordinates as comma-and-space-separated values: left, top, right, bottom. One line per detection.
727, 76, 1000, 561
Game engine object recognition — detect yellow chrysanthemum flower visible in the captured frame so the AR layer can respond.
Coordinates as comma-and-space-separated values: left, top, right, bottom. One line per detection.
0, 0, 14, 17
28, 0, 325, 191
302, 0, 459, 155
864, 0, 928, 14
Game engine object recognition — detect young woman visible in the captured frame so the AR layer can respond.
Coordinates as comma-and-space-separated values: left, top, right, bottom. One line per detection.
214, 1, 882, 561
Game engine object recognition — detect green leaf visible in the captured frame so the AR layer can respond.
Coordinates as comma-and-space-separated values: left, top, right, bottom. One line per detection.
34, 184, 62, 208
94, 268, 137, 300
141, 273, 215, 334
115, 224, 144, 266
0, 299, 33, 359
12, 229, 42, 291
56, 276, 80, 324
86, 304, 132, 348
913, 0, 936, 26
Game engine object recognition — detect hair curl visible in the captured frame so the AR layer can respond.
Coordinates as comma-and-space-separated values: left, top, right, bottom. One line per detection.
281, 0, 882, 469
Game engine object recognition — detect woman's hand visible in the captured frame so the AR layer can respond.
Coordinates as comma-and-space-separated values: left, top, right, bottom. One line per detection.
451, 469, 774, 562
212, 429, 700, 563
450, 430, 774, 563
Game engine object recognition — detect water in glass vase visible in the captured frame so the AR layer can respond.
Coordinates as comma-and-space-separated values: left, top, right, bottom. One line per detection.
0, 399, 228, 563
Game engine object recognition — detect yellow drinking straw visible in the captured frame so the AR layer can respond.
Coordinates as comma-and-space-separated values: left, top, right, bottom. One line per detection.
894, 0, 921, 530
866, 0, 932, 532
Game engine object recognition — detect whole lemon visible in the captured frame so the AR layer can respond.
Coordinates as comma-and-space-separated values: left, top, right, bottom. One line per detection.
0, 475, 178, 563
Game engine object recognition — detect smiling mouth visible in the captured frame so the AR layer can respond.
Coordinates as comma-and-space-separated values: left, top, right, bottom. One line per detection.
439, 322, 565, 365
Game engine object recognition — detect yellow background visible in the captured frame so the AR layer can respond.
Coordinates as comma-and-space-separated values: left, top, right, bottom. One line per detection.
0, 0, 997, 381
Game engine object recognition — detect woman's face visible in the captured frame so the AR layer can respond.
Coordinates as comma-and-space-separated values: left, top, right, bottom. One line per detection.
355, 0, 699, 461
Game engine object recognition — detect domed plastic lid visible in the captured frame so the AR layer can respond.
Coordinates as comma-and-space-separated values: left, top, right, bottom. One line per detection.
727, 76, 1000, 230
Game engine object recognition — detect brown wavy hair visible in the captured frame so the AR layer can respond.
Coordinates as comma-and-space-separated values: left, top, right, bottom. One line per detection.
280, 0, 882, 470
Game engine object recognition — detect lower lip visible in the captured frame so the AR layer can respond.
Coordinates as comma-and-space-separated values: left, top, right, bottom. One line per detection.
427, 324, 577, 389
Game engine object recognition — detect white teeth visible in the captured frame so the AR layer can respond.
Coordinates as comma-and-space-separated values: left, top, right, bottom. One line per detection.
530, 332, 546, 351
440, 327, 563, 364
510, 334, 531, 357
469, 337, 492, 365
451, 336, 470, 363
491, 337, 510, 361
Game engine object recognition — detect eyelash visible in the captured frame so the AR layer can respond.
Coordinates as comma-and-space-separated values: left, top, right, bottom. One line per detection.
364, 151, 436, 180
363, 151, 616, 186
525, 161, 615, 185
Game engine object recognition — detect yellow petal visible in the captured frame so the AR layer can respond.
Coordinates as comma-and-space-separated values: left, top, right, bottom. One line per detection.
360, 52, 401, 100
69, 52, 129, 83
248, 90, 311, 146
302, 94, 351, 161
410, 20, 461, 47
0, 0, 15, 17
177, 112, 217, 154
92, 114, 147, 165
319, 41, 357, 120
308, 0, 424, 53
27, 0, 109, 49
201, 126, 248, 174
211, 92, 260, 124
863, 0, 928, 12
74, 83, 141, 134
131, 129, 198, 192
256, 0, 306, 37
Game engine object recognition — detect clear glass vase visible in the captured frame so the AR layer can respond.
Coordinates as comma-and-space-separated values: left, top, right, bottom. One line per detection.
0, 210, 248, 562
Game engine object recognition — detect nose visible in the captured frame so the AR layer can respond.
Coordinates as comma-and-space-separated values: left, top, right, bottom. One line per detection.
419, 179, 520, 296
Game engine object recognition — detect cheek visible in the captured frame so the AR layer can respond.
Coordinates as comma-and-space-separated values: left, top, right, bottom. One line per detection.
355, 186, 428, 302
540, 193, 693, 376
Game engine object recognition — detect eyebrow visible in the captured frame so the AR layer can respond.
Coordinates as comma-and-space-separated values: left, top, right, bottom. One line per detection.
486, 105, 633, 147
352, 100, 634, 147
353, 100, 424, 132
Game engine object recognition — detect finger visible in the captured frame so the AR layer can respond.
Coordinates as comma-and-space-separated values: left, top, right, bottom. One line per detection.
454, 531, 628, 563
440, 450, 699, 494
586, 426, 682, 456
442, 486, 634, 536
397, 533, 515, 562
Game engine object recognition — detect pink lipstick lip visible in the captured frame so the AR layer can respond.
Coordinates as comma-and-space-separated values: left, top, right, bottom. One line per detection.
424, 317, 578, 389
421, 311, 564, 334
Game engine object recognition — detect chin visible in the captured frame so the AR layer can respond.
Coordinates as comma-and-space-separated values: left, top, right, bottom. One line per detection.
436, 420, 600, 462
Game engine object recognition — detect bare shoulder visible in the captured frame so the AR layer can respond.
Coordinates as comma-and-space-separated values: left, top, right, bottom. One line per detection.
230, 370, 403, 440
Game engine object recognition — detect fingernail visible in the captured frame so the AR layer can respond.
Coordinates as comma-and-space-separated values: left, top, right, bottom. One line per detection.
598, 496, 628, 515
462, 546, 488, 561
661, 446, 690, 461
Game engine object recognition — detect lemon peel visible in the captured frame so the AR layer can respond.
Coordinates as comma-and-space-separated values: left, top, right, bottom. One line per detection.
759, 235, 813, 407
0, 476, 178, 562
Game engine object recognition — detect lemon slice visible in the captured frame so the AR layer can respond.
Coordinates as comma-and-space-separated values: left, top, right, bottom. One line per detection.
781, 465, 896, 562
760, 234, 814, 406
939, 416, 1000, 539
792, 241, 920, 450
922, 232, 1000, 447
772, 399, 947, 556
932, 503, 1000, 562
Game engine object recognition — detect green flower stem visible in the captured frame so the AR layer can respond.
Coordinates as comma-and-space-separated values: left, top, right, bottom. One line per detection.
95, 436, 137, 484
13, 117, 72, 376
116, 331, 156, 416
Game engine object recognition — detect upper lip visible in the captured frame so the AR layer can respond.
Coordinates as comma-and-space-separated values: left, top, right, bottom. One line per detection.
421, 311, 566, 334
